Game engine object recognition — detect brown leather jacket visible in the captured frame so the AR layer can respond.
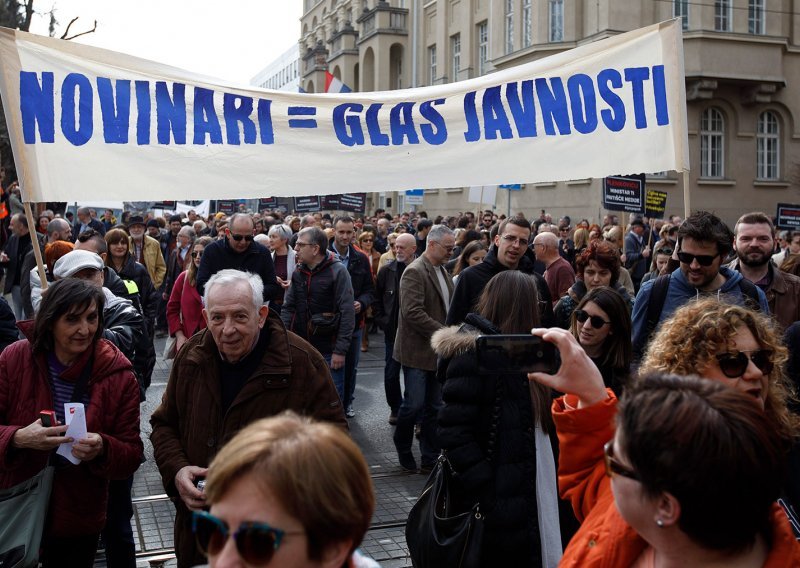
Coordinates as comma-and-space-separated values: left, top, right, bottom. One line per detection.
728, 260, 800, 330
150, 310, 347, 567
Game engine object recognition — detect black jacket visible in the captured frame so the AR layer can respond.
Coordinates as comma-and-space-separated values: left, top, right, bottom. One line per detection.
70, 218, 106, 242
329, 242, 375, 329
373, 260, 406, 344
434, 314, 546, 566
2, 232, 33, 294
0, 296, 18, 353
446, 248, 553, 327
196, 237, 280, 302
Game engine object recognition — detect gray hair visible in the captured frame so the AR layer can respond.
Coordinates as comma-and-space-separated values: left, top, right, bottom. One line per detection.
77, 206, 90, 216
193, 220, 207, 231
178, 226, 196, 240
298, 226, 328, 252
204, 269, 264, 310
427, 224, 454, 244
268, 223, 292, 241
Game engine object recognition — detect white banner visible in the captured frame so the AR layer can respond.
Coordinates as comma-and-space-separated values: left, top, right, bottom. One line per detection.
0, 20, 689, 203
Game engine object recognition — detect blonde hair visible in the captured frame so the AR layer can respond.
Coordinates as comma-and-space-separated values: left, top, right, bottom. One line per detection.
640, 298, 799, 444
573, 227, 589, 250
205, 412, 374, 561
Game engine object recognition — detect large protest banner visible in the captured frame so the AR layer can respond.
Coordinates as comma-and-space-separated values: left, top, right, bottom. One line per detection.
0, 19, 689, 203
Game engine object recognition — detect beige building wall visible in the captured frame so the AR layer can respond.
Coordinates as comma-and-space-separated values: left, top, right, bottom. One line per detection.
300, 1, 800, 227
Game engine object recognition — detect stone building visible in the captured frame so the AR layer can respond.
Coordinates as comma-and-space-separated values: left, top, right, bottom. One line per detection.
300, 0, 800, 226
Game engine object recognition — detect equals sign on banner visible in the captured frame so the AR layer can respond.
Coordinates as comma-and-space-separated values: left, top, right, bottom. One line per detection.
288, 107, 318, 129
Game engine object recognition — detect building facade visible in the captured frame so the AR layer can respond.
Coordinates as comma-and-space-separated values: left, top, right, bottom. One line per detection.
251, 44, 302, 92
300, 0, 800, 226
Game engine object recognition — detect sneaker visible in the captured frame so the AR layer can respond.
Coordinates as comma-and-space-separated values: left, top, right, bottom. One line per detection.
346, 407, 356, 418
398, 452, 417, 472
388, 412, 398, 425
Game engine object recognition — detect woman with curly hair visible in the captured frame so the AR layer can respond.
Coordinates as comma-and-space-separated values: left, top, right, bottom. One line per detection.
553, 240, 632, 329
640, 297, 800, 514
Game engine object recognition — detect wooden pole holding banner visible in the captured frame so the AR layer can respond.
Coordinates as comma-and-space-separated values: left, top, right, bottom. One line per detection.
23, 202, 48, 292
682, 170, 691, 219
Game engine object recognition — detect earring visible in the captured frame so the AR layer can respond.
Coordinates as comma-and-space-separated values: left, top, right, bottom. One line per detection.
655, 519, 664, 528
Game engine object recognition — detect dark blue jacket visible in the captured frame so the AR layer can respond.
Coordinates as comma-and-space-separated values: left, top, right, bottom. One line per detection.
195, 237, 280, 302
329, 241, 375, 329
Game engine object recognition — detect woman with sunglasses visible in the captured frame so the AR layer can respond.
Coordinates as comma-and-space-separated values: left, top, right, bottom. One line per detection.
194, 411, 378, 567
167, 236, 213, 353
553, 240, 632, 330
569, 287, 632, 397
640, 298, 800, 515
526, 333, 800, 566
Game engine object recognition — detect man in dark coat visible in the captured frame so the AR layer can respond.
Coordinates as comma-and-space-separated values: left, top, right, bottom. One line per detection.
1, 213, 34, 320
70, 206, 106, 241
151, 269, 347, 568
446, 217, 554, 327
196, 213, 280, 302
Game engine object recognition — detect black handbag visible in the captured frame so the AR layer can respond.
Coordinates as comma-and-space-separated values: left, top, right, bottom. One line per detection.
308, 312, 341, 337
405, 376, 503, 568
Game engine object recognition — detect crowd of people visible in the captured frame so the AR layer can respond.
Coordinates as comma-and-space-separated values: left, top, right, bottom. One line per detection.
0, 196, 799, 567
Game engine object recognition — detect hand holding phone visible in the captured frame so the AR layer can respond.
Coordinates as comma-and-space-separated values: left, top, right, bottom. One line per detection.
475, 335, 559, 375
39, 410, 57, 428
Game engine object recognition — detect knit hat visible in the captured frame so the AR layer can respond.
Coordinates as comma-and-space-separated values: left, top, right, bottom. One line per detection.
44, 241, 74, 274
53, 250, 104, 279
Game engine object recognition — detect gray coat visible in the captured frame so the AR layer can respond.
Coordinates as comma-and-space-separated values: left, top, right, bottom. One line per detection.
393, 254, 453, 371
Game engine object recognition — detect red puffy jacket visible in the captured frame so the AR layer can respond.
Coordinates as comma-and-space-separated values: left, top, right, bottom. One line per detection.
0, 327, 143, 537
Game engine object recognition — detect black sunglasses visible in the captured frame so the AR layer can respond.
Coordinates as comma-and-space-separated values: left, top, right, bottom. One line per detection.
192, 510, 303, 564
655, 247, 673, 256
677, 251, 717, 266
604, 440, 640, 481
230, 234, 254, 242
574, 309, 611, 329
191, 251, 203, 259
715, 350, 773, 379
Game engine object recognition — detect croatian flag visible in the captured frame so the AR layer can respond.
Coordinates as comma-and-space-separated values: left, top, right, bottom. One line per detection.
325, 71, 352, 93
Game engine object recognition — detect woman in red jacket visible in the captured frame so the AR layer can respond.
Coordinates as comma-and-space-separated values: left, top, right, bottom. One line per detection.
0, 278, 143, 567
167, 236, 212, 352
527, 328, 800, 567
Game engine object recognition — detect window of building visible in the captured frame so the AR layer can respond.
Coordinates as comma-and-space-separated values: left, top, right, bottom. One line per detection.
700, 107, 725, 178
673, 0, 689, 31
748, 0, 765, 34
756, 111, 780, 180
451, 34, 461, 80
523, 0, 532, 47
428, 44, 437, 85
714, 0, 732, 32
505, 0, 514, 54
478, 21, 489, 76
549, 0, 563, 42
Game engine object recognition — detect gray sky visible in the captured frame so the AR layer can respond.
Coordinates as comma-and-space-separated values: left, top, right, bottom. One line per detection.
28, 1, 302, 84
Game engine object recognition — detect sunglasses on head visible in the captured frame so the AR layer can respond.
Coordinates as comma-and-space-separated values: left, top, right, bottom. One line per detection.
655, 247, 673, 256
715, 349, 773, 379
192, 510, 303, 564
574, 309, 611, 329
230, 234, 254, 242
677, 251, 717, 266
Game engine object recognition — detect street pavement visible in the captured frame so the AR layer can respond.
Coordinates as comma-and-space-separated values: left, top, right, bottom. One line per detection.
105, 328, 424, 567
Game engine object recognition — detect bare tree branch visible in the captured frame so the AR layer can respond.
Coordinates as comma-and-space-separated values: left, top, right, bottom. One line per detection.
59, 15, 78, 39
21, 0, 34, 31
60, 17, 96, 41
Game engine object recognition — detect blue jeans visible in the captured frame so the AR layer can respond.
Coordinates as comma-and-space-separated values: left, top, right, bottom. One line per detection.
323, 352, 347, 405
393, 366, 442, 466
384, 340, 402, 413
343, 328, 363, 410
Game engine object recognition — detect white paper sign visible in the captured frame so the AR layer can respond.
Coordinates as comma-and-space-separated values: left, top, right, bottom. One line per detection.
0, 20, 689, 202
57, 402, 87, 465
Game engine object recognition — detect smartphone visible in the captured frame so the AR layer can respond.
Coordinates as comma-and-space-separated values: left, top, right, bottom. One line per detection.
39, 410, 57, 427
475, 335, 559, 375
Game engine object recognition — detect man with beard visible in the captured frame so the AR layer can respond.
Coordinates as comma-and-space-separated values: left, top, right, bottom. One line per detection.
728, 212, 800, 330
632, 211, 769, 361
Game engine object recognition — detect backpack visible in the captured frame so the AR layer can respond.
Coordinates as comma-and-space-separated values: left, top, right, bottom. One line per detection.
644, 273, 761, 342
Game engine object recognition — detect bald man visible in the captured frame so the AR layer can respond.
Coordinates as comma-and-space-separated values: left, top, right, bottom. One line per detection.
533, 231, 575, 304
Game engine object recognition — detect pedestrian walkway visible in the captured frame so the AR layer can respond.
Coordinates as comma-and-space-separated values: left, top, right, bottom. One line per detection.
100, 330, 421, 567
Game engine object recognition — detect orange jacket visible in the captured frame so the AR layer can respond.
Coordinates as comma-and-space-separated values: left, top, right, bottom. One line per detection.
553, 393, 800, 567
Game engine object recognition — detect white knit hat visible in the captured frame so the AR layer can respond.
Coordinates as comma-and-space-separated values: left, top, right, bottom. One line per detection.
52, 249, 104, 279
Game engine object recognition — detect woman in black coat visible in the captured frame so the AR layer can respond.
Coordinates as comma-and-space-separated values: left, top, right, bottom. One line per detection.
434, 271, 566, 568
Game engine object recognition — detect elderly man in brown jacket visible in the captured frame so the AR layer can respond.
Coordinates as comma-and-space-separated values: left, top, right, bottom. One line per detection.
393, 224, 455, 472
150, 269, 347, 568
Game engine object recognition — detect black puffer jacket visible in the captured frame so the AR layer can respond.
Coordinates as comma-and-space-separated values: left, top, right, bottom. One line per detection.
434, 313, 546, 567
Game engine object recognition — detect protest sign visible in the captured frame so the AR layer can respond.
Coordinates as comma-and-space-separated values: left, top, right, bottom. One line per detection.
0, 20, 689, 202
339, 193, 366, 213
258, 197, 277, 209
216, 200, 236, 215
645, 189, 668, 219
295, 196, 321, 212
776, 203, 800, 230
602, 175, 645, 214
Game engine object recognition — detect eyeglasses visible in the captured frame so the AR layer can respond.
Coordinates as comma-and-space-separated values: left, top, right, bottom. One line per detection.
501, 235, 528, 247
295, 242, 315, 248
434, 241, 455, 254
655, 247, 673, 256
604, 440, 640, 481
191, 251, 203, 259
192, 510, 304, 564
229, 234, 254, 242
677, 251, 718, 266
574, 309, 611, 329
715, 349, 773, 379
361, 238, 374, 243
